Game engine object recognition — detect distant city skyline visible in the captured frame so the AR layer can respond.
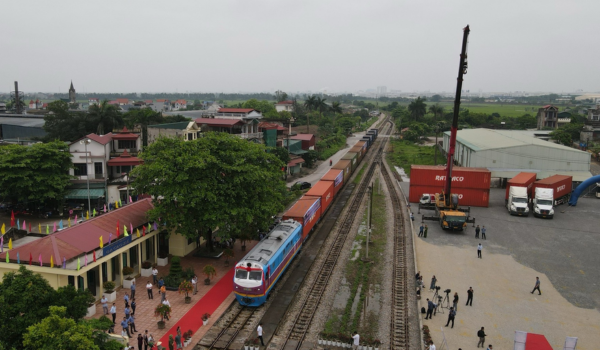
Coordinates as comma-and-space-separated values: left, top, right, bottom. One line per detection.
1, 0, 599, 94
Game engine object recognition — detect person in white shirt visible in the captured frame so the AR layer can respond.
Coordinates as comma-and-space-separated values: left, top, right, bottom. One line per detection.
192, 275, 198, 295
146, 281, 153, 299
352, 332, 360, 350
152, 267, 158, 285
257, 323, 264, 346
110, 303, 117, 324
477, 243, 483, 259
162, 297, 171, 320
101, 296, 108, 315
428, 341, 436, 350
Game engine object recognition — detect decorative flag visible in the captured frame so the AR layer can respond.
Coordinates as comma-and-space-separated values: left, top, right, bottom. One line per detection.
29, 252, 32, 265
119, 199, 122, 207
8, 238, 12, 250
10, 210, 15, 227
93, 208, 97, 217
22, 220, 26, 231
29, 223, 31, 233
147, 223, 151, 232
116, 225, 120, 237
93, 250, 96, 262
6, 251, 9, 263
115, 201, 119, 209
109, 233, 112, 245
39, 254, 42, 267
86, 211, 89, 220
17, 252, 20, 264
142, 226, 146, 236
0, 235, 3, 252
17, 219, 20, 230
38, 223, 41, 233
68, 218, 71, 227
129, 196, 132, 204
1, 223, 5, 235
130, 223, 133, 235
136, 228, 140, 238
99, 236, 103, 248
77, 258, 80, 271
124, 225, 129, 237
50, 255, 54, 268
59, 220, 63, 230
153, 222, 157, 231
75, 215, 78, 224
104, 204, 107, 213
46, 225, 49, 234
62, 257, 66, 269
53, 222, 57, 232
84, 254, 88, 266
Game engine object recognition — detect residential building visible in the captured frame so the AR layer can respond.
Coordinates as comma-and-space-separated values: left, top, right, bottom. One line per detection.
290, 133, 316, 150
581, 104, 600, 142
536, 105, 559, 129
151, 99, 171, 112
275, 100, 294, 112
195, 108, 263, 141
116, 98, 129, 106
89, 98, 99, 106
147, 121, 201, 144
107, 150, 143, 203
173, 99, 187, 111
259, 121, 286, 147
111, 127, 141, 157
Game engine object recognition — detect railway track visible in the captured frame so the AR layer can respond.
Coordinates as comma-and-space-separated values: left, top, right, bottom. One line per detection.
380, 140, 410, 350
198, 304, 259, 350
278, 119, 393, 350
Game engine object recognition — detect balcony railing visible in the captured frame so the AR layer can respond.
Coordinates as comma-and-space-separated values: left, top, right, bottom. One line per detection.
237, 132, 262, 139
72, 173, 108, 181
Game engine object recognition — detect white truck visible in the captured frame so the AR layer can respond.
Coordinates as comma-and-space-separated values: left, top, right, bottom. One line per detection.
532, 187, 554, 219
507, 186, 529, 216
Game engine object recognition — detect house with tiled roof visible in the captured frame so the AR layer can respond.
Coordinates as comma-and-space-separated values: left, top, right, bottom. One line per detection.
147, 121, 200, 144
275, 100, 294, 112
89, 98, 99, 106
173, 99, 187, 111
536, 105, 559, 129
194, 108, 264, 141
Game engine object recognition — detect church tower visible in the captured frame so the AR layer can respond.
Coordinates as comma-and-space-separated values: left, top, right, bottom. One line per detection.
68, 81, 76, 103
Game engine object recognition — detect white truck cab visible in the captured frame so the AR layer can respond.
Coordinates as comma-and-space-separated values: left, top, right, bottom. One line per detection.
533, 187, 554, 219
507, 186, 529, 216
420, 194, 432, 205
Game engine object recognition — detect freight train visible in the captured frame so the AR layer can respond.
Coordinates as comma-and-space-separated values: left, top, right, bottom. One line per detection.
233, 128, 380, 306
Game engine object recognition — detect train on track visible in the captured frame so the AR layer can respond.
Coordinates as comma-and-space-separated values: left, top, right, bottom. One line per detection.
233, 127, 381, 306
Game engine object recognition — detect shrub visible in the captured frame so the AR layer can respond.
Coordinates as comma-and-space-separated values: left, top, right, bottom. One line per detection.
141, 261, 152, 269
178, 280, 193, 298
122, 266, 134, 276
154, 303, 171, 322
181, 267, 195, 281
201, 312, 210, 321
103, 281, 116, 293
202, 265, 217, 281
169, 256, 182, 276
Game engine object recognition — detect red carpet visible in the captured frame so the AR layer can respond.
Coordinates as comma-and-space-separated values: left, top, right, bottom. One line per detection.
159, 267, 234, 345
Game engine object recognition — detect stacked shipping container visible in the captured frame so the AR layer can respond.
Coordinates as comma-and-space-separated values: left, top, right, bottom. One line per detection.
321, 169, 345, 196
409, 165, 492, 207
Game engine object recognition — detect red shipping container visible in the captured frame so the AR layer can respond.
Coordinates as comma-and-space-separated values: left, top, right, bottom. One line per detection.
532, 175, 573, 200
321, 169, 344, 196
333, 160, 352, 184
506, 172, 537, 200
283, 196, 322, 241
410, 165, 491, 190
305, 181, 335, 214
409, 185, 490, 207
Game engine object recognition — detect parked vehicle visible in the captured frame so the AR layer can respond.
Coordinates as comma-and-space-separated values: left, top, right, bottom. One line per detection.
507, 186, 529, 216
597, 183, 600, 199
532, 188, 554, 219
532, 175, 572, 206
505, 172, 536, 206
293, 181, 311, 190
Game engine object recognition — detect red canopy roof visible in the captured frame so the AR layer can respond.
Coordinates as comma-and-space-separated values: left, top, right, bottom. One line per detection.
107, 150, 143, 166
112, 127, 140, 141
0, 199, 154, 265
288, 158, 305, 166
290, 134, 314, 141
71, 133, 114, 146
195, 118, 244, 127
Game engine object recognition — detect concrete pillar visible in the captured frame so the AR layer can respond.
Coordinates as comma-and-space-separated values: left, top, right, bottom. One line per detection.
99, 262, 104, 294
118, 253, 123, 286
154, 235, 158, 264
137, 243, 142, 275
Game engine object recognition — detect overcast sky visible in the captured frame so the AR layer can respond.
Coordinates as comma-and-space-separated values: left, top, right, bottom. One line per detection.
2, 0, 599, 94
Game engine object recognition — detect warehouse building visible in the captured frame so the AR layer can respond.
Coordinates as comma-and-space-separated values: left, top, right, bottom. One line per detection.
442, 128, 592, 181
0, 114, 46, 142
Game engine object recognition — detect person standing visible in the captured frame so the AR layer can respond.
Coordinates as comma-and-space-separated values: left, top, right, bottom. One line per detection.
330, 159, 333, 166
146, 281, 153, 299
160, 285, 167, 302
352, 331, 360, 350
430, 275, 437, 291
110, 303, 117, 324
124, 293, 130, 308
423, 225, 428, 238
143, 330, 149, 350
192, 275, 198, 295
175, 332, 182, 350
487, 345, 493, 350
137, 334, 143, 350
410, 212, 414, 221
466, 287, 473, 306
128, 314, 137, 334
124, 305, 131, 319
418, 224, 424, 237
477, 327, 487, 348
162, 297, 171, 320
477, 243, 483, 259
257, 323, 264, 346
158, 277, 164, 289
425, 298, 434, 319
152, 267, 158, 285
445, 307, 456, 328
531, 277, 541, 295
475, 225, 480, 238
121, 317, 131, 338
101, 295, 108, 315
130, 280, 136, 299
427, 340, 436, 350
131, 298, 137, 316
481, 226, 487, 240
453, 292, 459, 311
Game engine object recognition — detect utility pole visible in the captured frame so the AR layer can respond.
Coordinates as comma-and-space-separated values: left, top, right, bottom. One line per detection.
365, 184, 373, 259
13, 81, 23, 114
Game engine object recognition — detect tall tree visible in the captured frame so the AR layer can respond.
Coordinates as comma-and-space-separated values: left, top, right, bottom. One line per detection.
123, 109, 163, 147
131, 133, 287, 251
408, 97, 427, 122
43, 101, 89, 142
315, 96, 328, 117
304, 95, 317, 111
0, 141, 73, 206
88, 100, 122, 135
331, 101, 342, 114
275, 90, 288, 102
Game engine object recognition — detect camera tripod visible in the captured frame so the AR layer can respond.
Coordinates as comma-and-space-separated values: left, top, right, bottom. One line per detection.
435, 295, 444, 315
442, 291, 451, 309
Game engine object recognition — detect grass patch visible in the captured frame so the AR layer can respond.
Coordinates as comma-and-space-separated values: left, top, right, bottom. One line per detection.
385, 138, 439, 177
352, 164, 366, 184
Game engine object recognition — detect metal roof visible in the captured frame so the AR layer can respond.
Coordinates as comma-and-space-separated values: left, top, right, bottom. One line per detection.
0, 116, 45, 128
239, 220, 301, 267
487, 168, 593, 182
444, 128, 588, 153
64, 188, 105, 199
147, 122, 191, 130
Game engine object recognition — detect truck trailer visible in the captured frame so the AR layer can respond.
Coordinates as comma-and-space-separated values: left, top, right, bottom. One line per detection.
507, 186, 530, 216
505, 172, 537, 205
532, 175, 573, 206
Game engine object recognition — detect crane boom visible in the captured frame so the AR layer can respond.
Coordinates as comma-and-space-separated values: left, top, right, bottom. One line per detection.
444, 25, 470, 206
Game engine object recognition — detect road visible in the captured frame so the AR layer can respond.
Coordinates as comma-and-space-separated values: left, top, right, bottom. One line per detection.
287, 114, 386, 187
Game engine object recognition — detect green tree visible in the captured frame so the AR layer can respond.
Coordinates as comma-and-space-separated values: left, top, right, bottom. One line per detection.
315, 96, 328, 117
331, 101, 342, 114
301, 149, 319, 168
162, 114, 191, 123
275, 90, 288, 102
550, 129, 573, 146
131, 133, 287, 251
43, 101, 90, 141
335, 117, 355, 135
23, 306, 99, 350
88, 100, 122, 135
122, 109, 163, 146
304, 95, 317, 111
242, 99, 276, 115
408, 97, 427, 122
269, 147, 290, 165
516, 114, 537, 129
430, 94, 442, 102
0, 141, 73, 205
